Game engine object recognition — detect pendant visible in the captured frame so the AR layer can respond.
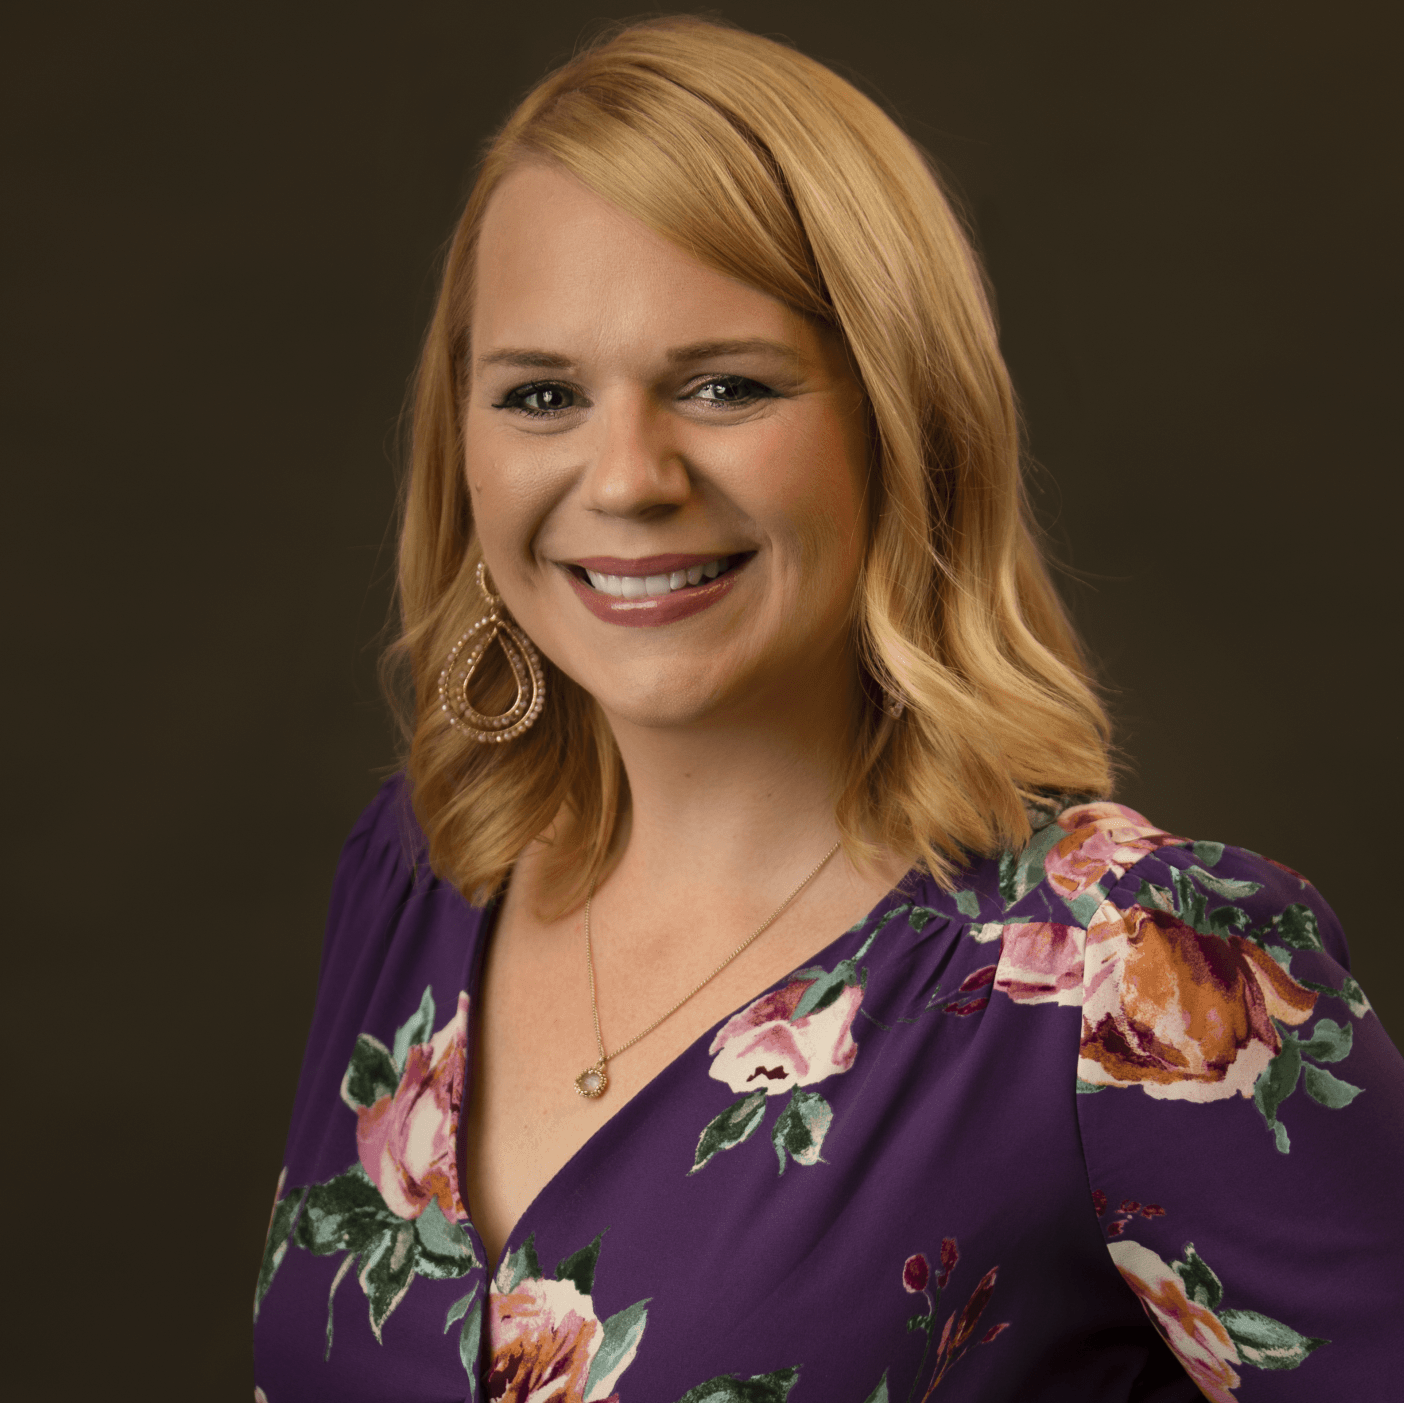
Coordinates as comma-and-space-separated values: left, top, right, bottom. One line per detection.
574, 1062, 608, 1099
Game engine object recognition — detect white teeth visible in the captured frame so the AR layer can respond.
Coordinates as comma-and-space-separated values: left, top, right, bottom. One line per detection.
585, 570, 625, 596
581, 555, 732, 596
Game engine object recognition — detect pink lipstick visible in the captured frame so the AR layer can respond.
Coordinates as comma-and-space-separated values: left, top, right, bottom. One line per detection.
561, 553, 750, 628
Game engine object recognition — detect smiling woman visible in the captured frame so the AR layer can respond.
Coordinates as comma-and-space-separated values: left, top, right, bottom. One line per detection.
252, 16, 1404, 1403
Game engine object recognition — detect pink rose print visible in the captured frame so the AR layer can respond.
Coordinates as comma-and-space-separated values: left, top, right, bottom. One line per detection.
1079, 904, 1316, 1101
904, 1253, 930, 1293
1109, 1240, 1241, 1402
708, 977, 862, 1096
355, 992, 469, 1220
487, 1276, 618, 1403
993, 923, 1085, 1006
1045, 803, 1186, 903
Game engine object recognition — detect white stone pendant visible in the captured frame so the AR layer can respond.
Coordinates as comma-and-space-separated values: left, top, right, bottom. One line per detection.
575, 1063, 608, 1099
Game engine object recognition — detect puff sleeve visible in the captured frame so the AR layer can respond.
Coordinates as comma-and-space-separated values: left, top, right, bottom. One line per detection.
1071, 839, 1404, 1400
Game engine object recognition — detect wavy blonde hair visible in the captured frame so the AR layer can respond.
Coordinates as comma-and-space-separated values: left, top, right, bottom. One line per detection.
387, 15, 1112, 910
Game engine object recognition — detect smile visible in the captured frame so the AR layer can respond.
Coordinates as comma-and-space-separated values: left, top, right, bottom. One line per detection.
583, 555, 734, 597
563, 553, 751, 628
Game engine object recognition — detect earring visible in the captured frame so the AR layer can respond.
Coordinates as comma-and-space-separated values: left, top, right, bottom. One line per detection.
437, 562, 546, 743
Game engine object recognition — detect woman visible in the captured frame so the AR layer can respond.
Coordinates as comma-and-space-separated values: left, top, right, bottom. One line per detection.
252, 17, 1402, 1401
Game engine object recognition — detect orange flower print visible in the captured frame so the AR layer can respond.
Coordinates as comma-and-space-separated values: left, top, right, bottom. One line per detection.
1079, 904, 1317, 1100
1044, 803, 1186, 903
355, 992, 469, 1220
1109, 1240, 1241, 1402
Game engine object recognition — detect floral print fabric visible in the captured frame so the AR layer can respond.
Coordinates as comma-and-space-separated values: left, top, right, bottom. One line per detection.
254, 781, 1404, 1400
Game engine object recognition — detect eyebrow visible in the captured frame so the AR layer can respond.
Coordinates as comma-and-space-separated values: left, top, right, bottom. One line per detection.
476, 349, 576, 370
475, 337, 800, 372
665, 337, 798, 364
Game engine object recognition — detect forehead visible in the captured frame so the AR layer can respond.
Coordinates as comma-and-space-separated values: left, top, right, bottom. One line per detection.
472, 163, 803, 361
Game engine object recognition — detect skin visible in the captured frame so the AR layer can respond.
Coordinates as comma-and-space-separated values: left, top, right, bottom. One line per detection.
461, 163, 906, 1271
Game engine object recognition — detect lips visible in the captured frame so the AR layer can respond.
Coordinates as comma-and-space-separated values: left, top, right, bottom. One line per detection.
562, 552, 750, 627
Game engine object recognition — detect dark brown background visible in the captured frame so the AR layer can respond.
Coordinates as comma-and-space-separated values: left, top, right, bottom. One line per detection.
7, 1, 1398, 1394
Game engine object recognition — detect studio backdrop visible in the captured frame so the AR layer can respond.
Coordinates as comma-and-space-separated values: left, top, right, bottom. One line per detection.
6, 2, 1397, 1394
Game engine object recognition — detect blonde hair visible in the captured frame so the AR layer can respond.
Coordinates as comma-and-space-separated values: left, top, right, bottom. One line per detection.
387, 15, 1112, 909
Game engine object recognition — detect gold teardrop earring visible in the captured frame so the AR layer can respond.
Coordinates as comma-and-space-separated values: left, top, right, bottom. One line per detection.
437, 562, 546, 743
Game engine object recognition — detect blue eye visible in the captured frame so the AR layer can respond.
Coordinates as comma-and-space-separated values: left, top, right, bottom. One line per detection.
495, 383, 577, 416
692, 376, 773, 406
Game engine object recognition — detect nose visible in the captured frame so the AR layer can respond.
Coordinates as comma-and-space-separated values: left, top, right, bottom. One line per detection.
577, 392, 691, 520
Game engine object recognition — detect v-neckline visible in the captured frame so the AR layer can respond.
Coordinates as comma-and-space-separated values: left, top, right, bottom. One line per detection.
453, 867, 945, 1279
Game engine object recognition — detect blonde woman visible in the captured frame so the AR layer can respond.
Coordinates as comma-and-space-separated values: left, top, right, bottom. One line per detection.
253, 18, 1403, 1401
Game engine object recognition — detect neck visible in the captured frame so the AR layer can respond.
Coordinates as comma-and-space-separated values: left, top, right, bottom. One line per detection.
599, 658, 862, 902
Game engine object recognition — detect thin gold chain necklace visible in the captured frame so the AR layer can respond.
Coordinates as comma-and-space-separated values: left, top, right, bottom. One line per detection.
574, 841, 842, 1099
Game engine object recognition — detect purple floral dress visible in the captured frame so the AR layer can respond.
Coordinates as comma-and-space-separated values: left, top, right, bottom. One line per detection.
253, 779, 1404, 1401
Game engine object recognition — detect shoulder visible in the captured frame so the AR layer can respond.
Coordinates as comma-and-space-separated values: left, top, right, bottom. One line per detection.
319, 774, 438, 974
983, 797, 1363, 1032
1009, 798, 1345, 953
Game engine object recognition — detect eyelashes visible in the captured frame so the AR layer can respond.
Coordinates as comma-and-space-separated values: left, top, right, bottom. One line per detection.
492, 382, 577, 417
492, 375, 776, 419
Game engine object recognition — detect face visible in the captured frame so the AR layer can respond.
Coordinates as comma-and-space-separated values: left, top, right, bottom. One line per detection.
463, 163, 870, 731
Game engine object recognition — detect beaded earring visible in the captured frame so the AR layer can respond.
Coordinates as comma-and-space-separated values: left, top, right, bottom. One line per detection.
436, 562, 546, 743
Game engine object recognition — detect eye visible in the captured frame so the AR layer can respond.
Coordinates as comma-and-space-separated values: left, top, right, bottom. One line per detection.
690, 375, 775, 407
494, 382, 579, 417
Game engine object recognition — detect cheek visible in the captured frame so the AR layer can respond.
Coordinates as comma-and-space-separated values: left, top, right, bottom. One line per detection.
462, 426, 564, 562
746, 414, 868, 582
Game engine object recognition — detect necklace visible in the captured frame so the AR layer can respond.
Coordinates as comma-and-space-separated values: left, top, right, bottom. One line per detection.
574, 840, 842, 1098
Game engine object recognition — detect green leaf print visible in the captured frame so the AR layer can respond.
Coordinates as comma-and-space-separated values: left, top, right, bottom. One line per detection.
555, 1234, 603, 1296
1298, 1017, 1353, 1064
998, 823, 1064, 906
1135, 880, 1175, 913
359, 1220, 418, 1340
445, 1284, 483, 1392
673, 1366, 801, 1403
295, 1165, 397, 1256
459, 1296, 483, 1387
1273, 904, 1323, 951
495, 1233, 542, 1292
860, 1372, 890, 1403
1302, 1065, 1364, 1109
772, 1087, 834, 1173
413, 1197, 480, 1279
585, 1299, 650, 1400
254, 1184, 308, 1319
1338, 975, 1372, 1018
1182, 865, 1262, 901
792, 914, 891, 1021
790, 964, 854, 1020
1219, 1309, 1328, 1370
392, 985, 436, 1073
692, 1090, 768, 1173
340, 1034, 400, 1110
444, 1284, 478, 1329
1191, 841, 1225, 867
1170, 1244, 1223, 1310
1252, 1036, 1303, 1153
954, 890, 982, 918
1206, 904, 1248, 937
